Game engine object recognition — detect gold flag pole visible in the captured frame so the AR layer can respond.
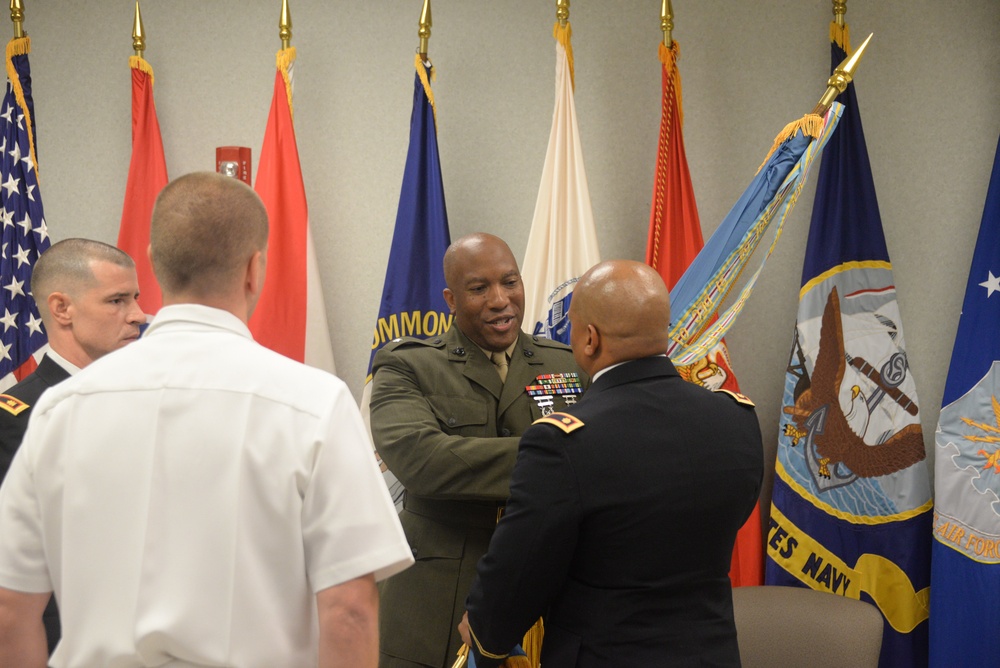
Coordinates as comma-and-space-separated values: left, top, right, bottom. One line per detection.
557, 0, 569, 28
9, 0, 23, 38
661, 0, 673, 47
418, 0, 431, 59
833, 0, 847, 28
811, 31, 871, 114
449, 644, 469, 668
133, 2, 145, 57
279, 0, 292, 50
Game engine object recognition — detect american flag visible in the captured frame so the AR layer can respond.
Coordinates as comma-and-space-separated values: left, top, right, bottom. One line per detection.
0, 37, 49, 391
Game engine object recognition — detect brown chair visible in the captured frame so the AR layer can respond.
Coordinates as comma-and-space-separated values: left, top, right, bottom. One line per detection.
732, 585, 883, 668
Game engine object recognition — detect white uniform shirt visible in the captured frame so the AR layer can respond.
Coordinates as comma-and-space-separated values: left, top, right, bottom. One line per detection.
0, 304, 413, 668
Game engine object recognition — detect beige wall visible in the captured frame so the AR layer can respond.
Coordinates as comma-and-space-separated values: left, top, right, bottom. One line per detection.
23, 1, 1000, 513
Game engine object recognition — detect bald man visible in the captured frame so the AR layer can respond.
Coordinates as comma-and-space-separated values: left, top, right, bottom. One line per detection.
0, 173, 412, 667
460, 260, 764, 668
370, 233, 586, 668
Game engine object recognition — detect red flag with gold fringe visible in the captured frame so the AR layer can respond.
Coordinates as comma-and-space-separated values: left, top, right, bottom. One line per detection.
251, 47, 335, 372
117, 55, 167, 315
646, 40, 763, 586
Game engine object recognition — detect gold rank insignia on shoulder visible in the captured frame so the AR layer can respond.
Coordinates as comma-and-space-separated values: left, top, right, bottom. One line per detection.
533, 412, 585, 433
0, 394, 30, 416
714, 388, 755, 407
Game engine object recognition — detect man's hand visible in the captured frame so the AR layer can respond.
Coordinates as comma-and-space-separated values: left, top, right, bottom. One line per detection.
0, 586, 49, 668
317, 574, 379, 668
458, 610, 472, 647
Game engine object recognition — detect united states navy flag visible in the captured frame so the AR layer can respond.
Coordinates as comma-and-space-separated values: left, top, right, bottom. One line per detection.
0, 37, 49, 391
929, 134, 1000, 667
765, 24, 932, 668
362, 55, 452, 508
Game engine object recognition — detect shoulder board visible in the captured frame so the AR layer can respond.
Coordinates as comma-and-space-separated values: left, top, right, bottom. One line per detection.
382, 336, 446, 353
533, 412, 585, 433
529, 336, 572, 351
0, 394, 30, 416
714, 388, 755, 407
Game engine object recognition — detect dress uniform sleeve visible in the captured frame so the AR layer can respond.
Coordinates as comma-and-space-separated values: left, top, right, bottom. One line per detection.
370, 349, 519, 501
0, 416, 22, 486
302, 383, 413, 591
465, 420, 583, 662
0, 403, 30, 486
0, 426, 52, 594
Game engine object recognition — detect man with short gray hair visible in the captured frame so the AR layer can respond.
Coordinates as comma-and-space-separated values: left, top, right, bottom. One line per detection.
0, 237, 143, 655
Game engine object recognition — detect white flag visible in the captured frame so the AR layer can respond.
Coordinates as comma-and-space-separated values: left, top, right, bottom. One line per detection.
521, 22, 600, 344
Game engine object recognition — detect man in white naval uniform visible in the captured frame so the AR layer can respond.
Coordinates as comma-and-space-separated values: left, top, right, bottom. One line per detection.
0, 171, 413, 668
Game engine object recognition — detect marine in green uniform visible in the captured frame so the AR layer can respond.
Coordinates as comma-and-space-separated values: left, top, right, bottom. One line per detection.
371, 233, 586, 668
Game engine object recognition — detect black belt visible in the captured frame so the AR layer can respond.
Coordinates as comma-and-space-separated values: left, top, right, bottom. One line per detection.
403, 494, 505, 529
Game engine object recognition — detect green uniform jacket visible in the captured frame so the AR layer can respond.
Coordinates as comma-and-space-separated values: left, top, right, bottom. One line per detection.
371, 326, 585, 668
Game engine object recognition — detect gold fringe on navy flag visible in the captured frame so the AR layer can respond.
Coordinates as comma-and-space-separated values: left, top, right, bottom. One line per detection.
767, 7, 931, 666
359, 0, 454, 511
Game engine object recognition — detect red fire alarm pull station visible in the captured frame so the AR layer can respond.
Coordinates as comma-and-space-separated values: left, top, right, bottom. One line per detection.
216, 147, 252, 185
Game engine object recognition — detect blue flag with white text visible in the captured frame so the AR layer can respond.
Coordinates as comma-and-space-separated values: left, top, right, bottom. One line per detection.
765, 26, 932, 668
929, 133, 1000, 667
362, 56, 452, 508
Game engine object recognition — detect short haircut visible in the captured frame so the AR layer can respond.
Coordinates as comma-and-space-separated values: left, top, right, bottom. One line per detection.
149, 172, 268, 297
31, 238, 135, 301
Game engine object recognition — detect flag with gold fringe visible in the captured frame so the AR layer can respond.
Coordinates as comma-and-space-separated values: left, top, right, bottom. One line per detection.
117, 55, 167, 315
666, 102, 841, 367
645, 38, 763, 587
520, 20, 600, 344
361, 54, 453, 511
458, 642, 529, 668
0, 36, 49, 391
765, 24, 931, 668
929, 134, 1000, 667
251, 47, 335, 372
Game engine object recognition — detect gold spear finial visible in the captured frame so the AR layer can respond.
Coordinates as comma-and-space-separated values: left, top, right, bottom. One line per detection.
418, 0, 431, 57
279, 0, 292, 50
812, 31, 872, 114
9, 0, 23, 39
557, 0, 569, 27
833, 0, 847, 28
661, 0, 673, 47
133, 1, 146, 57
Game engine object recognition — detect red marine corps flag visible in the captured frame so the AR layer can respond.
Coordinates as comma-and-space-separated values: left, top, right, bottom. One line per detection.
117, 3, 167, 315
645, 32, 761, 586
